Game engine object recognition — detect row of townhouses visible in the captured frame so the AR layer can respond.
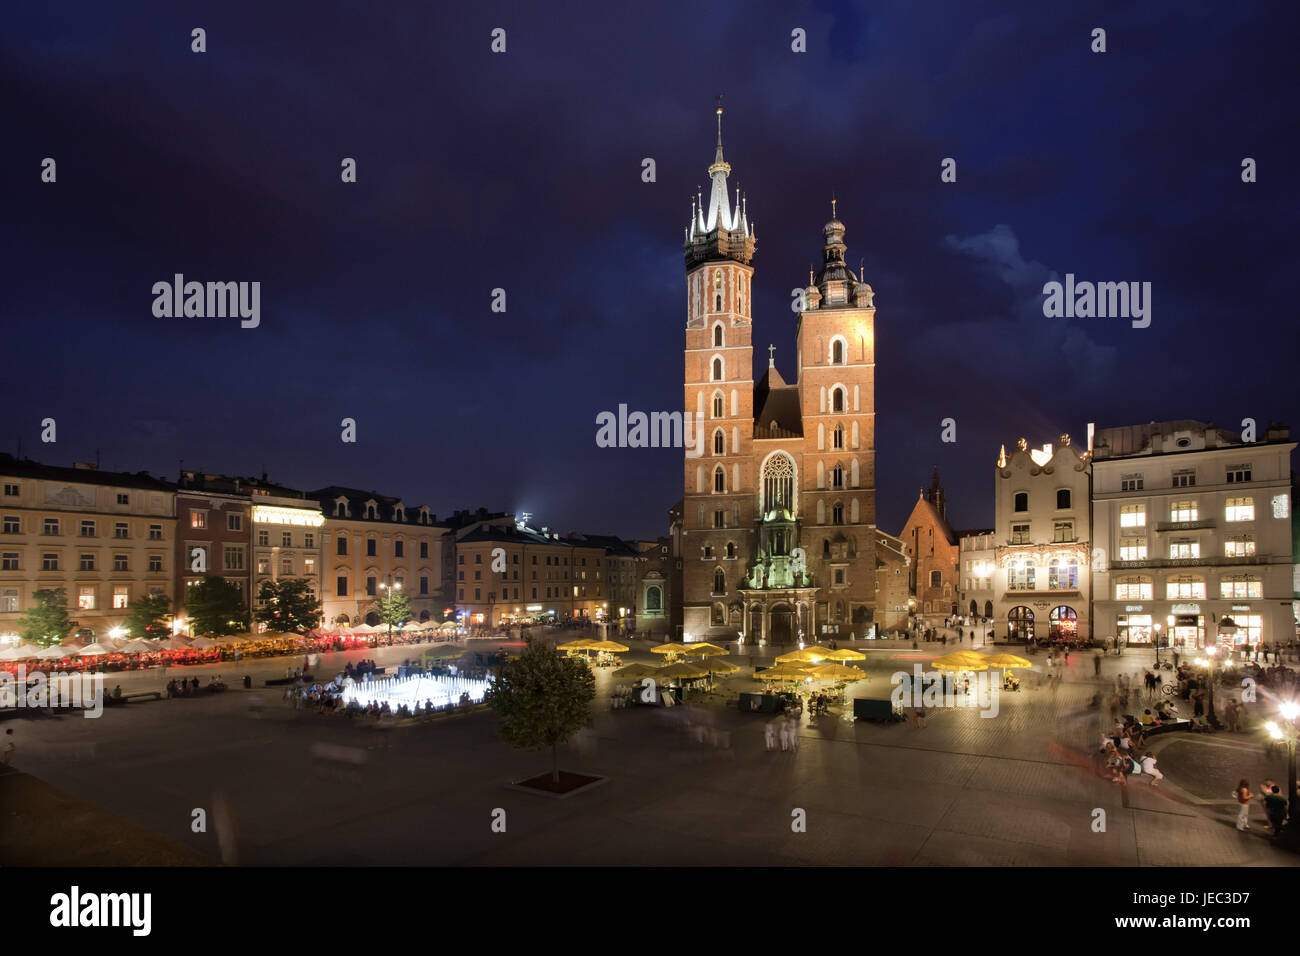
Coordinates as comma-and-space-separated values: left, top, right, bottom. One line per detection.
0, 456, 655, 640
957, 421, 1297, 650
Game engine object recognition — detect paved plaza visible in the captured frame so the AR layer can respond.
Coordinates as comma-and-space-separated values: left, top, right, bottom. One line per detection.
3, 631, 1297, 866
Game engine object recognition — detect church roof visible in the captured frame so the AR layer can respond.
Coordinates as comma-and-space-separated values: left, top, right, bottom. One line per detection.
902, 495, 958, 548
754, 372, 802, 438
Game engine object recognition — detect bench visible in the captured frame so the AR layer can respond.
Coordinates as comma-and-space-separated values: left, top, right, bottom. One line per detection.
264, 675, 315, 686
1144, 718, 1192, 736
104, 691, 162, 706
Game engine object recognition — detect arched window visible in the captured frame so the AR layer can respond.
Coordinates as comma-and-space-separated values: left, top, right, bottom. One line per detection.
984, 600, 993, 618
831, 387, 845, 412
711, 602, 725, 625
833, 424, 845, 449
713, 429, 725, 455
726, 541, 736, 559
713, 569, 725, 594
1014, 492, 1028, 512
713, 466, 726, 493
832, 464, 844, 489
761, 453, 796, 514
831, 339, 845, 364
1048, 606, 1078, 640
712, 357, 723, 381
1008, 606, 1035, 641
712, 391, 724, 418
832, 501, 844, 525
646, 586, 662, 611
713, 270, 723, 312
1056, 489, 1071, 509
713, 323, 723, 347
822, 538, 831, 558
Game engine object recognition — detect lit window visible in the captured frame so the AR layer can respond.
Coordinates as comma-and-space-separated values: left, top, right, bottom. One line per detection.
1119, 538, 1146, 561
1120, 505, 1146, 527
1224, 535, 1255, 557
1225, 497, 1254, 522
1272, 494, 1289, 519
1115, 577, 1152, 600
1168, 540, 1199, 559
191, 512, 207, 529
78, 586, 95, 610
1220, 575, 1261, 599
113, 586, 129, 609
1170, 500, 1197, 522
1166, 577, 1205, 600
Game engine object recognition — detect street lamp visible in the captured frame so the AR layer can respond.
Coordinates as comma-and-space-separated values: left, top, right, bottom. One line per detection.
379, 578, 401, 644
1265, 701, 1300, 842
1153, 622, 1162, 667
1203, 644, 1221, 729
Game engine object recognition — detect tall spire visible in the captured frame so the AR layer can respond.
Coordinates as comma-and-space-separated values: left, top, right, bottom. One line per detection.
684, 99, 755, 267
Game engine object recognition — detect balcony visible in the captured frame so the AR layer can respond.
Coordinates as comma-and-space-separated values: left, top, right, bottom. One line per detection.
1155, 518, 1216, 532
1111, 555, 1262, 570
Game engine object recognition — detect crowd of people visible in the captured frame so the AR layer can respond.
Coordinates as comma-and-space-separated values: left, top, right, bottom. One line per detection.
165, 676, 226, 697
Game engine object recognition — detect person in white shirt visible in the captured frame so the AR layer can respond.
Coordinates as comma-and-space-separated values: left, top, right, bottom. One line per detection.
1140, 752, 1162, 785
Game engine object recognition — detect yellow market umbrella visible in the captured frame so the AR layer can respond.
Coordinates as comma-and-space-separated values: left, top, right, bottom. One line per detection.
932, 653, 988, 671
807, 663, 867, 681
658, 660, 710, 680
757, 664, 813, 681
612, 662, 662, 679
681, 642, 729, 657
775, 647, 831, 664
984, 652, 1032, 668
558, 638, 597, 651
588, 640, 629, 653
823, 648, 866, 662
650, 642, 688, 656
702, 657, 739, 674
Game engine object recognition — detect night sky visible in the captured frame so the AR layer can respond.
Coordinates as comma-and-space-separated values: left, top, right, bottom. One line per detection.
5, 1, 1298, 541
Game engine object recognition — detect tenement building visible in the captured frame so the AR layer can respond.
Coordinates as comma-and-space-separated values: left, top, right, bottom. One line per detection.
1091, 420, 1296, 651
898, 468, 960, 622
453, 522, 622, 627
989, 434, 1092, 643
312, 487, 448, 627
175, 471, 254, 612
681, 108, 879, 644
0, 457, 175, 641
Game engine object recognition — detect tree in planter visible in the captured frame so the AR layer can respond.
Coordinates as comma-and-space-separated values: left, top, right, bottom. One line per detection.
126, 592, 173, 640
20, 588, 71, 647
184, 576, 249, 637
485, 636, 595, 784
256, 578, 322, 634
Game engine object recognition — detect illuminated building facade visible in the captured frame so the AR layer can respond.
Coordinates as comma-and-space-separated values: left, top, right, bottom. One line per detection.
1091, 420, 1296, 650
175, 471, 254, 613
0, 457, 175, 641
312, 487, 447, 627
899, 468, 960, 621
990, 434, 1092, 643
681, 108, 879, 644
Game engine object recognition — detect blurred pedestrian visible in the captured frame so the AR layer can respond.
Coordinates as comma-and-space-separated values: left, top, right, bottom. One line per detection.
1234, 779, 1254, 831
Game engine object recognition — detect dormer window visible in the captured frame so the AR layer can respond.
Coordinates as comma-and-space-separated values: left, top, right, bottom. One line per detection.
365, 504, 377, 520
335, 502, 347, 517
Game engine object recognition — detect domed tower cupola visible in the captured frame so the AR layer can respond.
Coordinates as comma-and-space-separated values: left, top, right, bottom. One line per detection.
813, 200, 854, 307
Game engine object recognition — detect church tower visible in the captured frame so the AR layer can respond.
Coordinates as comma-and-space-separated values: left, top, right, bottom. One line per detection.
680, 109, 880, 644
682, 105, 757, 640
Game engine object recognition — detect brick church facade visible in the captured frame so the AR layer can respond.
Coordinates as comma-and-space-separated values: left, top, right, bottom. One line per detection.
681, 108, 880, 644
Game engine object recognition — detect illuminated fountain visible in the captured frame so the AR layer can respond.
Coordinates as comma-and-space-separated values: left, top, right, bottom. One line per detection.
341, 673, 491, 710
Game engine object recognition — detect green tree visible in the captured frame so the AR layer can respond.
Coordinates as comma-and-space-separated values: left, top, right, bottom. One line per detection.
126, 592, 173, 640
20, 588, 70, 647
486, 636, 595, 783
256, 578, 322, 633
371, 587, 412, 633
184, 576, 249, 636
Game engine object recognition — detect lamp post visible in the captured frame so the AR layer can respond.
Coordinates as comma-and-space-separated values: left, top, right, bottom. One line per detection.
379, 578, 401, 645
1265, 701, 1300, 843
1153, 622, 1162, 667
